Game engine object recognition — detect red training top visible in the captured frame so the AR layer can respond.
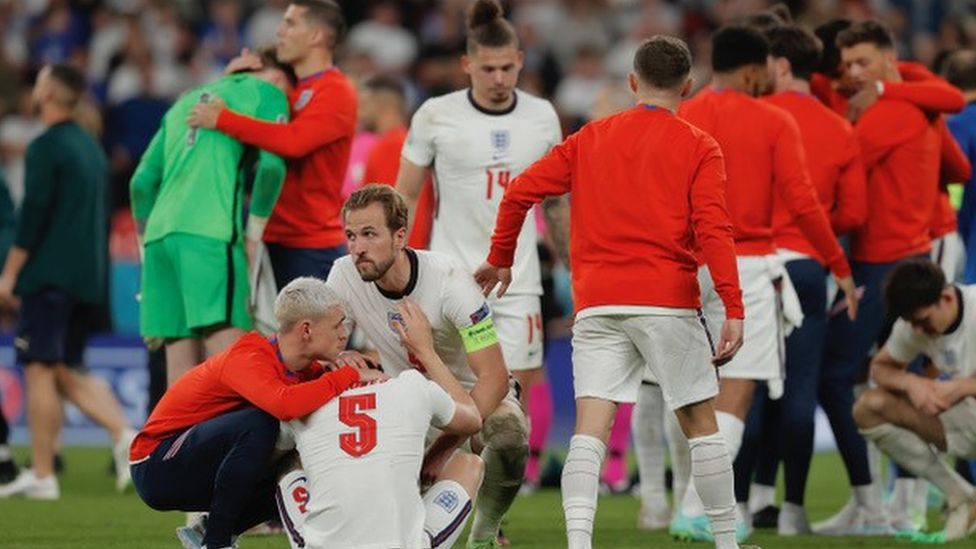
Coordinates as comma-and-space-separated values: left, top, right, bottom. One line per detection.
488, 105, 744, 318
850, 99, 941, 262
129, 333, 359, 463
764, 91, 866, 263
218, 69, 357, 248
679, 88, 850, 277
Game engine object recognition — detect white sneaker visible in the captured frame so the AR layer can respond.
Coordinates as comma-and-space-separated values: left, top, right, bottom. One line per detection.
0, 469, 60, 500
811, 497, 857, 535
944, 500, 976, 541
777, 502, 811, 536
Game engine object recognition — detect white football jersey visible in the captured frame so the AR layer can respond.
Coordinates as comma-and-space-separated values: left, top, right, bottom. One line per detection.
886, 285, 976, 378
327, 250, 491, 388
286, 371, 456, 549
401, 88, 562, 297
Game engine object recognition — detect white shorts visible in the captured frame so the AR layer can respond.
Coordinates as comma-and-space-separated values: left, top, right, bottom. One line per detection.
490, 294, 544, 372
940, 396, 976, 459
932, 232, 966, 283
699, 256, 785, 381
571, 312, 718, 409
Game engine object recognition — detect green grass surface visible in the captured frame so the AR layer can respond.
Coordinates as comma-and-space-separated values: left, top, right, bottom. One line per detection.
0, 447, 968, 548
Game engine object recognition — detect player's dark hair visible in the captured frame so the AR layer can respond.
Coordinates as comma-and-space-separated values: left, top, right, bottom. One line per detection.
743, 4, 792, 34
254, 46, 298, 87
883, 259, 947, 321
768, 26, 822, 81
343, 184, 409, 233
46, 64, 85, 108
944, 49, 976, 91
292, 0, 346, 48
711, 26, 769, 73
466, 0, 518, 54
633, 35, 692, 90
836, 19, 895, 51
364, 74, 405, 100
814, 18, 852, 77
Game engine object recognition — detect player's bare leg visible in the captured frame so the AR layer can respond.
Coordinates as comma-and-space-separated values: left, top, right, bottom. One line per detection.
427, 452, 484, 548
165, 338, 203, 386
53, 365, 136, 491
0, 363, 62, 499
203, 325, 245, 358
855, 388, 976, 540
467, 401, 528, 548
512, 368, 543, 411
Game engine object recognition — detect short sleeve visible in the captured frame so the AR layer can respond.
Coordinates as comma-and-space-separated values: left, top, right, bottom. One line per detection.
886, 320, 925, 364
425, 379, 457, 428
442, 262, 492, 330
546, 103, 563, 149
401, 100, 436, 167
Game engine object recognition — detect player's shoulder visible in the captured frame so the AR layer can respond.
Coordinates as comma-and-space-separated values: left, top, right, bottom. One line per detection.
415, 249, 463, 274
417, 89, 469, 113
863, 97, 926, 125
226, 332, 273, 358
960, 284, 976, 311
515, 89, 558, 116
326, 255, 359, 284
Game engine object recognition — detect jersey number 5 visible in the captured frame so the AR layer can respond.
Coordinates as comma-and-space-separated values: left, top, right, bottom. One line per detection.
485, 169, 511, 200
339, 393, 377, 457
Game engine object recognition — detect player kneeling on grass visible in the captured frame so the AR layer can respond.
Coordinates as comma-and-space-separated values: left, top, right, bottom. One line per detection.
274, 299, 484, 549
129, 278, 384, 549
854, 259, 976, 541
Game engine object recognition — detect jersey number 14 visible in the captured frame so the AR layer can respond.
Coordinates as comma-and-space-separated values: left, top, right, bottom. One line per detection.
339, 393, 377, 457
485, 169, 511, 200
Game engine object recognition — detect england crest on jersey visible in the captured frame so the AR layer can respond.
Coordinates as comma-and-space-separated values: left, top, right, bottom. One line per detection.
388, 310, 405, 334
490, 129, 510, 160
295, 89, 314, 110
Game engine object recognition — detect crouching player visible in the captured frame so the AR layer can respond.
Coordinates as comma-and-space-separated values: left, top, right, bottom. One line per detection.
130, 277, 382, 549
277, 300, 485, 548
854, 259, 976, 542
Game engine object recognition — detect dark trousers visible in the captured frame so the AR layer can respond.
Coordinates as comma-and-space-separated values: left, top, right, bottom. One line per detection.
819, 258, 915, 488
131, 407, 280, 547
265, 243, 346, 290
735, 259, 827, 505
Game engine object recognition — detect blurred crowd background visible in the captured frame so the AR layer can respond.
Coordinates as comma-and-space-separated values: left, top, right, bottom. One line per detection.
2, 0, 976, 325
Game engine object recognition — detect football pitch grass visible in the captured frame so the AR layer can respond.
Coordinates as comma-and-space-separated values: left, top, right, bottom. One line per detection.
0, 447, 969, 548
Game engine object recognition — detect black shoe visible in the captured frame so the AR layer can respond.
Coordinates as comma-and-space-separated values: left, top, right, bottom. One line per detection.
752, 505, 780, 529
0, 458, 17, 484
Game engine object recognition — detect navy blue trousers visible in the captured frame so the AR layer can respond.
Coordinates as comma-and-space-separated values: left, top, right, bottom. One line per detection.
131, 407, 280, 547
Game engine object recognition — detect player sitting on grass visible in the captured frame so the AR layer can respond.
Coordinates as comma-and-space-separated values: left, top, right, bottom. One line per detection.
273, 300, 485, 549
854, 259, 976, 542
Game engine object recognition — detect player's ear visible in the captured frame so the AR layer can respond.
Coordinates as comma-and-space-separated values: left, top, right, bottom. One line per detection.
516, 50, 525, 70
461, 54, 472, 75
628, 73, 638, 95
680, 77, 693, 98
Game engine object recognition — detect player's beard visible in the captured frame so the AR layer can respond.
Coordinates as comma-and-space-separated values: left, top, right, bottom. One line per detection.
356, 253, 396, 282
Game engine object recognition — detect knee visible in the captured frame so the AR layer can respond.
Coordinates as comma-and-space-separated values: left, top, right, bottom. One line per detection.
852, 388, 889, 428
240, 409, 280, 447
482, 409, 528, 456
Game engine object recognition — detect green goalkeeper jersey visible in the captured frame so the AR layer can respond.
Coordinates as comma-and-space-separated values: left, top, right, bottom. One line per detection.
130, 73, 289, 244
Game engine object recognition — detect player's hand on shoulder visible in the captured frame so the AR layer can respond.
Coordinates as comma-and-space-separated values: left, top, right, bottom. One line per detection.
188, 96, 227, 130
393, 299, 436, 361
335, 350, 375, 370
357, 368, 389, 383
473, 262, 511, 298
224, 48, 263, 75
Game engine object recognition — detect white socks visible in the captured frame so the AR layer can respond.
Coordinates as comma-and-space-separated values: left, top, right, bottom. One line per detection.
689, 432, 738, 549
276, 469, 309, 549
633, 383, 668, 512
681, 412, 744, 518
562, 435, 607, 549
861, 423, 975, 509
424, 480, 474, 548
748, 482, 775, 514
